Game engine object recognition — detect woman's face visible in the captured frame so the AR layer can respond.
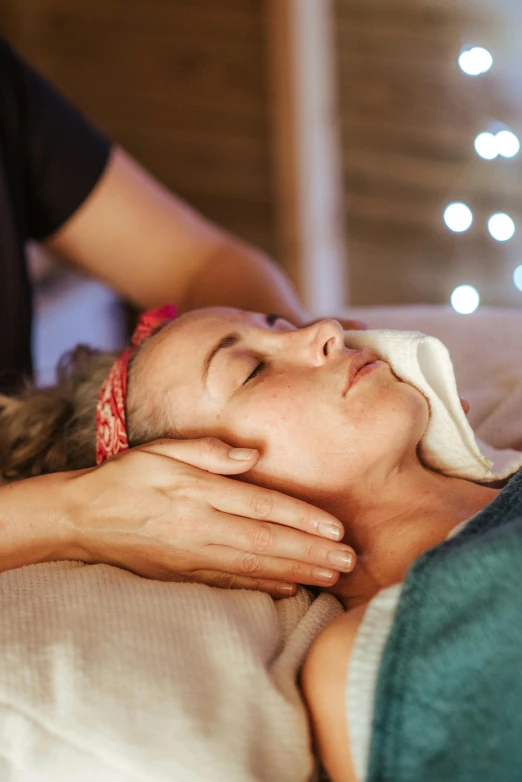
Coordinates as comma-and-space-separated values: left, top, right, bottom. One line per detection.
135, 307, 429, 502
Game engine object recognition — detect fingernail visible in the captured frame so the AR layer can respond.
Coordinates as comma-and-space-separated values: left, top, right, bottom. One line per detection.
328, 550, 354, 572
277, 583, 296, 596
313, 567, 336, 583
317, 521, 343, 541
229, 448, 257, 460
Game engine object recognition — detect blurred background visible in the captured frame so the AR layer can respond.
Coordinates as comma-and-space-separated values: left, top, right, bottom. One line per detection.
0, 0, 521, 380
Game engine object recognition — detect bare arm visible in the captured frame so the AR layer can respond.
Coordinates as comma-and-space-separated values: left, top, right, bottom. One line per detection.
301, 603, 368, 782
46, 146, 309, 324
0, 472, 82, 572
0, 439, 355, 594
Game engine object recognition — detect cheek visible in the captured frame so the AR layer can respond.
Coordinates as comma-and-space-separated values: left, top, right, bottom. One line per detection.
219, 390, 323, 477
350, 380, 429, 456
231, 391, 354, 492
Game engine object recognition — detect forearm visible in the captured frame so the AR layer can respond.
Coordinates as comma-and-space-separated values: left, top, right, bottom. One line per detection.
0, 473, 80, 573
179, 237, 311, 327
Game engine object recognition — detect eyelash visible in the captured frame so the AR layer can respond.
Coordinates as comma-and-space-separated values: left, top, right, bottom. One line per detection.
241, 314, 284, 385
243, 361, 265, 385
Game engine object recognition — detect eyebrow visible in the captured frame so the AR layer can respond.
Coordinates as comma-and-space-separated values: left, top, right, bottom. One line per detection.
201, 332, 241, 388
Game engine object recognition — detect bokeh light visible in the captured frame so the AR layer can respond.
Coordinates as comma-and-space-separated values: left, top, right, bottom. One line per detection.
513, 266, 522, 292
497, 130, 520, 158
474, 132, 498, 160
443, 202, 473, 233
458, 47, 493, 76
488, 213, 515, 242
451, 285, 480, 314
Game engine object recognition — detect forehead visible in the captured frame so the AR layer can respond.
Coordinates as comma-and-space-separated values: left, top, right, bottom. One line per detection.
158, 306, 253, 350
140, 306, 255, 387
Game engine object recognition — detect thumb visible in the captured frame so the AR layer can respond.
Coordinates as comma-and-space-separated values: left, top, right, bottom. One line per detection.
139, 437, 260, 474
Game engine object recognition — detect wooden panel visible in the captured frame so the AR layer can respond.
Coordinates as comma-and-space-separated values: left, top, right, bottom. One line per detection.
1, 0, 277, 256
335, 0, 522, 307
266, 0, 348, 313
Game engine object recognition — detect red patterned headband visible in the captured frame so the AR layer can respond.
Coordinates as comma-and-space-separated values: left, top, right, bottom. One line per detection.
95, 304, 177, 465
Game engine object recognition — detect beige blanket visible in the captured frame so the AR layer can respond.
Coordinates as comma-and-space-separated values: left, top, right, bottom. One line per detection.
0, 561, 342, 782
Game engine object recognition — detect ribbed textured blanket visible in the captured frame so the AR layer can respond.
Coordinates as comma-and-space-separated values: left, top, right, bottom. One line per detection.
0, 561, 342, 781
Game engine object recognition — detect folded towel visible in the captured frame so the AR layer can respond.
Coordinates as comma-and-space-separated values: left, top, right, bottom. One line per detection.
343, 305, 522, 456
345, 329, 522, 481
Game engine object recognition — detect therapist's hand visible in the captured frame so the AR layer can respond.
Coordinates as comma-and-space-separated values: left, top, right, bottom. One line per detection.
63, 438, 355, 598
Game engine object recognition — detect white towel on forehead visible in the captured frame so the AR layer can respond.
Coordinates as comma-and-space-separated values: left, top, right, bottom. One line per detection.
345, 329, 522, 482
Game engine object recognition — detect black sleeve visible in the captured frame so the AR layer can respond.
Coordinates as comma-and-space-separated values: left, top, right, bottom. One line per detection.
0, 38, 112, 240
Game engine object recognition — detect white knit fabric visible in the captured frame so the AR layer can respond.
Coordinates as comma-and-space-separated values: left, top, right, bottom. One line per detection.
0, 562, 342, 782
347, 584, 404, 782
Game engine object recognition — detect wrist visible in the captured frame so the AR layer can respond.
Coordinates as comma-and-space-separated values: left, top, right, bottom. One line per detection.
0, 471, 91, 572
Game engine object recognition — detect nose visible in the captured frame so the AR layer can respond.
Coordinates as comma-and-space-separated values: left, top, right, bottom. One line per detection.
297, 319, 345, 366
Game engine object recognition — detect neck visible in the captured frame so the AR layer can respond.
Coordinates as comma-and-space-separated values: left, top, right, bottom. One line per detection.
320, 461, 501, 608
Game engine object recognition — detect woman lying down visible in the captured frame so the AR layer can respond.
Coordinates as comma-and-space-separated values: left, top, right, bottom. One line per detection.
1, 304, 521, 782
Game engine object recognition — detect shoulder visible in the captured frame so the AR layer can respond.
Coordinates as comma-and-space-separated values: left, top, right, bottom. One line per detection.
301, 603, 369, 782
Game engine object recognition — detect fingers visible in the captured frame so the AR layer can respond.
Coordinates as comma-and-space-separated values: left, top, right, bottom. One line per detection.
137, 438, 345, 540
138, 437, 260, 475
205, 514, 355, 574
142, 440, 346, 541
195, 545, 346, 588
187, 570, 297, 599
208, 479, 345, 541
460, 397, 470, 414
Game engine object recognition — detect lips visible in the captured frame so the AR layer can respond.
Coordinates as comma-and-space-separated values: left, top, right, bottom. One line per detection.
343, 351, 379, 396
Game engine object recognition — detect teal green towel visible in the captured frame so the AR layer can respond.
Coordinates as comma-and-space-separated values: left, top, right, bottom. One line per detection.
367, 467, 522, 782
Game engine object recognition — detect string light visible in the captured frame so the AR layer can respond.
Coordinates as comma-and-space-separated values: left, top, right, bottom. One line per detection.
474, 128, 520, 160
497, 130, 520, 158
453, 43, 519, 308
443, 202, 473, 232
458, 46, 493, 76
474, 132, 498, 160
451, 285, 480, 314
488, 213, 516, 242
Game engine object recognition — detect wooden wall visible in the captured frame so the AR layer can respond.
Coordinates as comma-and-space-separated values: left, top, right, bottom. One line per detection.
1, 0, 277, 257
2, 0, 521, 307
334, 0, 522, 306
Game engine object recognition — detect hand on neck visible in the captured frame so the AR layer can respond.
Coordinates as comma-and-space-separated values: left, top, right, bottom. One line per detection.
317, 457, 501, 609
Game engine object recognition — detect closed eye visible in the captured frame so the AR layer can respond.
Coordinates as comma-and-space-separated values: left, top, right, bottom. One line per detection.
243, 361, 265, 385
242, 314, 288, 385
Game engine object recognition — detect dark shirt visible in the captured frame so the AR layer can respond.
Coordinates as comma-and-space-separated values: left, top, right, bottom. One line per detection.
0, 39, 111, 393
